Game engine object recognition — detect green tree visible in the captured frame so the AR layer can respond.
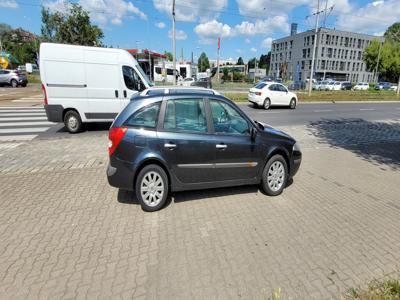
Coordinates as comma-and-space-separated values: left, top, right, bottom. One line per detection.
247, 58, 258, 69
236, 57, 244, 65
0, 23, 12, 36
197, 52, 210, 72
259, 51, 271, 71
384, 22, 400, 43
1, 27, 39, 64
164, 51, 173, 61
41, 4, 103, 46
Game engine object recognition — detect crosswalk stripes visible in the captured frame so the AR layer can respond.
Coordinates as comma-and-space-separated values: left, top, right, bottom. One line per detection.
12, 95, 43, 103
0, 106, 55, 142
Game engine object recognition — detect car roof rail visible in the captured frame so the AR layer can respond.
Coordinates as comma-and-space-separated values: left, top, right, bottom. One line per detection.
139, 87, 220, 97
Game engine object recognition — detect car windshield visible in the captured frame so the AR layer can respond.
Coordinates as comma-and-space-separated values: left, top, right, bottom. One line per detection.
255, 82, 266, 89
134, 62, 153, 87
184, 78, 192, 81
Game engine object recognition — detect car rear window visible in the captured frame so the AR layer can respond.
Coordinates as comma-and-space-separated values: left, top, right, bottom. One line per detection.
255, 82, 266, 89
124, 102, 160, 128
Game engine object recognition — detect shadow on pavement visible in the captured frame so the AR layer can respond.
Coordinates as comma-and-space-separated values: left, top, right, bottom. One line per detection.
56, 122, 112, 133
307, 118, 400, 170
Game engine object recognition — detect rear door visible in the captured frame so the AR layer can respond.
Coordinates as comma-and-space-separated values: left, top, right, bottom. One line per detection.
157, 96, 216, 184
209, 99, 261, 181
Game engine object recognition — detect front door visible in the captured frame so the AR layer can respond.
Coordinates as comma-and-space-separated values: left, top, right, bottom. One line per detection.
209, 100, 261, 181
120, 65, 144, 110
158, 97, 216, 184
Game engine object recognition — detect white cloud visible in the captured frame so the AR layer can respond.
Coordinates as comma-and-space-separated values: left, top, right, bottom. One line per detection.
335, 0, 400, 34
245, 38, 251, 44
250, 47, 257, 53
155, 22, 166, 29
0, 0, 18, 8
236, 0, 312, 17
236, 49, 243, 54
168, 29, 187, 40
194, 16, 289, 44
153, 0, 227, 22
44, 0, 147, 26
261, 37, 273, 49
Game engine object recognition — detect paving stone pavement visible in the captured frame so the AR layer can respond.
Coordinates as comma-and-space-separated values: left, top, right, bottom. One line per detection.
0, 119, 400, 300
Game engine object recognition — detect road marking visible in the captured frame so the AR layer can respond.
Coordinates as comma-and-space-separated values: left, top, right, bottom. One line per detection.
0, 121, 54, 127
0, 109, 44, 113
0, 135, 38, 142
0, 112, 46, 116
360, 108, 376, 111
0, 143, 23, 150
0, 117, 47, 121
313, 109, 333, 112
0, 127, 49, 134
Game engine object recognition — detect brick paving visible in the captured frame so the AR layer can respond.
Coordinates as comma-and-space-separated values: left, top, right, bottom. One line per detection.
0, 119, 400, 299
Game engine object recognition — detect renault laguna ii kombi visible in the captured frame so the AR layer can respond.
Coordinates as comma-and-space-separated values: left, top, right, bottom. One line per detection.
39, 43, 153, 133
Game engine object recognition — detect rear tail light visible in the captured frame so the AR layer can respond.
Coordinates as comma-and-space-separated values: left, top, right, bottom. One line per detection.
255, 92, 262, 96
42, 84, 48, 105
108, 127, 128, 156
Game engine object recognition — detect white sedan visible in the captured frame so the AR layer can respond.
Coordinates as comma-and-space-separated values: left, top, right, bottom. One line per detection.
179, 77, 195, 87
353, 82, 369, 90
248, 82, 298, 109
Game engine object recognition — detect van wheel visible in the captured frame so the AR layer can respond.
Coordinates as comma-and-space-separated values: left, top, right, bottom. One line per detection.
10, 79, 18, 88
135, 165, 168, 212
263, 98, 271, 110
289, 98, 297, 109
64, 110, 82, 133
261, 154, 288, 196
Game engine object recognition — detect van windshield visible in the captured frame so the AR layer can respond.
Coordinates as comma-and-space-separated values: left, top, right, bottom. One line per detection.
135, 63, 154, 87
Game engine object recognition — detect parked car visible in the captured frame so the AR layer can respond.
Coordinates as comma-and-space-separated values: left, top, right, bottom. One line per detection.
107, 88, 302, 211
40, 43, 152, 133
318, 80, 334, 91
390, 85, 398, 92
340, 82, 352, 90
191, 77, 212, 88
313, 81, 322, 90
375, 82, 392, 90
353, 82, 369, 91
0, 69, 28, 87
248, 82, 298, 109
288, 81, 306, 91
179, 77, 195, 87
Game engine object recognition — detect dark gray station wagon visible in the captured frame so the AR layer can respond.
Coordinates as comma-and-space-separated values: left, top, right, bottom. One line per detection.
107, 88, 301, 211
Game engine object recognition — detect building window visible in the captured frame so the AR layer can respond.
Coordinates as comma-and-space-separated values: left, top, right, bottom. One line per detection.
302, 49, 307, 58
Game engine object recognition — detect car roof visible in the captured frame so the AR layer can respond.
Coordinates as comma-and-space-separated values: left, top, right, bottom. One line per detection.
131, 87, 221, 101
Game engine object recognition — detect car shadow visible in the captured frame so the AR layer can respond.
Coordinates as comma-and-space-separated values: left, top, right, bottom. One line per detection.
56, 122, 112, 133
246, 104, 293, 110
307, 118, 400, 171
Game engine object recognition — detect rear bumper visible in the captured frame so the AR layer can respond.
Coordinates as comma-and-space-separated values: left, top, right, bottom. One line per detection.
44, 104, 64, 122
248, 94, 263, 105
107, 158, 136, 191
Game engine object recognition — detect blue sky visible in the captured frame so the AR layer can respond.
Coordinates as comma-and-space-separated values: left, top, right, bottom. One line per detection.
1, 0, 399, 61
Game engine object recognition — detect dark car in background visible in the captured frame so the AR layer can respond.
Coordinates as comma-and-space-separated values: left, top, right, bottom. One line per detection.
0, 69, 28, 87
375, 82, 392, 90
107, 88, 302, 211
191, 77, 212, 89
288, 81, 306, 91
340, 82, 352, 90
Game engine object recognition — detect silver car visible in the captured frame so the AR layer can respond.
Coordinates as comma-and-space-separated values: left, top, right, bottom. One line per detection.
0, 69, 28, 87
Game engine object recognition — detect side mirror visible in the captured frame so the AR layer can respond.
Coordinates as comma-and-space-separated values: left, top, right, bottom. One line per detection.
250, 127, 257, 141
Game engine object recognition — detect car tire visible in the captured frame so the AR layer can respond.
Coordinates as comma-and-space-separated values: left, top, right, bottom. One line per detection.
135, 165, 169, 212
10, 79, 18, 88
64, 110, 83, 133
261, 154, 288, 196
263, 98, 271, 110
289, 98, 296, 109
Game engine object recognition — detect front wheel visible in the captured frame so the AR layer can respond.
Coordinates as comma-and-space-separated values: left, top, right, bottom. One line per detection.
64, 110, 83, 133
289, 98, 297, 109
10, 79, 18, 88
261, 154, 288, 196
135, 165, 169, 212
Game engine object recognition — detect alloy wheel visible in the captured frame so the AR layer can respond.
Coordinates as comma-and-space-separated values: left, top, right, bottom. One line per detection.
140, 171, 164, 207
267, 161, 285, 192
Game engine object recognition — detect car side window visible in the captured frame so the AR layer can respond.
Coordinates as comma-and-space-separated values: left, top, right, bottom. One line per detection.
210, 100, 250, 135
278, 85, 288, 92
268, 84, 276, 91
163, 99, 207, 133
124, 102, 160, 128
122, 66, 141, 91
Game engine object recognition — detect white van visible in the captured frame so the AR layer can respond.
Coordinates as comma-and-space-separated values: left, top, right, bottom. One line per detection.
40, 43, 152, 133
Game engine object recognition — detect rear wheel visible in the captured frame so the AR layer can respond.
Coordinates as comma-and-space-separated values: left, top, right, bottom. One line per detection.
263, 98, 271, 110
261, 154, 288, 196
10, 79, 18, 88
289, 98, 297, 109
64, 110, 82, 133
135, 165, 168, 212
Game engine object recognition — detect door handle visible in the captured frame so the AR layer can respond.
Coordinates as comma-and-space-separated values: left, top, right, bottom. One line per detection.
115, 90, 119, 98
164, 142, 176, 149
216, 144, 227, 150
123, 90, 127, 98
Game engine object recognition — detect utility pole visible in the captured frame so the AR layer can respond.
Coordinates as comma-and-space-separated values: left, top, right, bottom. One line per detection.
308, 0, 321, 96
323, 0, 328, 27
172, 0, 176, 85
374, 40, 382, 83
217, 37, 221, 82
253, 57, 258, 84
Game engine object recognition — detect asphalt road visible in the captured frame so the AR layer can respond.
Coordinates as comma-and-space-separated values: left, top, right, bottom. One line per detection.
239, 102, 400, 126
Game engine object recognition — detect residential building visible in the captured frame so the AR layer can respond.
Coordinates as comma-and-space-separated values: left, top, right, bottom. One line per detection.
269, 27, 384, 83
